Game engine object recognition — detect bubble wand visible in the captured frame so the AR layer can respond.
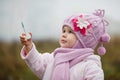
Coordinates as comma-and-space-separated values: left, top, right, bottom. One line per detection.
21, 22, 31, 39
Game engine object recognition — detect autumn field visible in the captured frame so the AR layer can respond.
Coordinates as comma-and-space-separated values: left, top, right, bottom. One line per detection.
0, 36, 120, 80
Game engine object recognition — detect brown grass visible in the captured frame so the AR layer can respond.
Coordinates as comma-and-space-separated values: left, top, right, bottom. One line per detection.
0, 36, 120, 80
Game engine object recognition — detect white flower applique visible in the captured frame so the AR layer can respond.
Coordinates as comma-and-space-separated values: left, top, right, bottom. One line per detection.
72, 15, 92, 35
76, 16, 90, 29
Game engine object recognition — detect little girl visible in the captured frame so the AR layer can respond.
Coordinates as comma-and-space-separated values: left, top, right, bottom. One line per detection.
20, 9, 110, 80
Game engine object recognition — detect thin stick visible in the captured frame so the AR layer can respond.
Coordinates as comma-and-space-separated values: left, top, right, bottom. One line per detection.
21, 22, 26, 33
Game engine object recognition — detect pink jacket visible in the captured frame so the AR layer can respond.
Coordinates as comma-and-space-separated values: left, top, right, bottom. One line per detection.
20, 43, 104, 80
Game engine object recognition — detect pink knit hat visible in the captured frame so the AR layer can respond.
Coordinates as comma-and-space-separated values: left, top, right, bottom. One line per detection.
62, 9, 110, 55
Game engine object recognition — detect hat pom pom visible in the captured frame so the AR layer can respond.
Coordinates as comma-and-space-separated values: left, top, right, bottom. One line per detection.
97, 33, 110, 55
97, 46, 106, 55
101, 33, 110, 42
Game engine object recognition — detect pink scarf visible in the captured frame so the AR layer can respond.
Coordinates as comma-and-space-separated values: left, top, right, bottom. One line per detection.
52, 48, 94, 80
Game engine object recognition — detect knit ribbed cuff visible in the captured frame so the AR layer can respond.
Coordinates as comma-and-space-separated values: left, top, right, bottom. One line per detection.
20, 43, 40, 63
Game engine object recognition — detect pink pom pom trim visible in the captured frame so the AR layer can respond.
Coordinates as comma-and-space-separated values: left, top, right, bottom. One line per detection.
97, 46, 106, 55
101, 33, 110, 42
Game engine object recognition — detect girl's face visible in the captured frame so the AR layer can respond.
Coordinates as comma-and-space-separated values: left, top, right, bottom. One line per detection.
59, 25, 77, 48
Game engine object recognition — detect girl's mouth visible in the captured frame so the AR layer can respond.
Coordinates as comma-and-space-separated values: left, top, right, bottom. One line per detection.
61, 39, 67, 43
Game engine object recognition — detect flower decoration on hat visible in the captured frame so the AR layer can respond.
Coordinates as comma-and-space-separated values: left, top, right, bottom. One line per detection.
72, 15, 92, 35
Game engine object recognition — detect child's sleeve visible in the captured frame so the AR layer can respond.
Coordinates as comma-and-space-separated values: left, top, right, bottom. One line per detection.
84, 61, 104, 80
20, 43, 54, 79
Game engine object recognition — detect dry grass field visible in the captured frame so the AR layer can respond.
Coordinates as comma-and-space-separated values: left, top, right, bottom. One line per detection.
0, 36, 120, 80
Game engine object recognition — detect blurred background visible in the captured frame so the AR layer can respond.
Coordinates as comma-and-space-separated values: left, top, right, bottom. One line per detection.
0, 0, 120, 80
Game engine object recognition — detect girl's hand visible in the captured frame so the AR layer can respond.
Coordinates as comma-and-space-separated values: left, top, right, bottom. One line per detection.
20, 32, 33, 54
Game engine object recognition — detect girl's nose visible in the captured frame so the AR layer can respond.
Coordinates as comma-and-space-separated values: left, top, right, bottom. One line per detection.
62, 32, 67, 38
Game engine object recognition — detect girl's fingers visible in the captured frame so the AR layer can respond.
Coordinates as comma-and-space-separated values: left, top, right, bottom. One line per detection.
20, 35, 25, 39
22, 33, 26, 36
20, 35, 27, 42
20, 32, 32, 45
20, 36, 26, 41
29, 32, 32, 37
21, 32, 32, 39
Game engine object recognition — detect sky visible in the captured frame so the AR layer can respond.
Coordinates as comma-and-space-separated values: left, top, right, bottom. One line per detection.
0, 0, 120, 42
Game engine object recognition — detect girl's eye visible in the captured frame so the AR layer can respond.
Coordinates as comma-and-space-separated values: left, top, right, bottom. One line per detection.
63, 30, 66, 33
69, 30, 73, 33
62, 29, 74, 34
